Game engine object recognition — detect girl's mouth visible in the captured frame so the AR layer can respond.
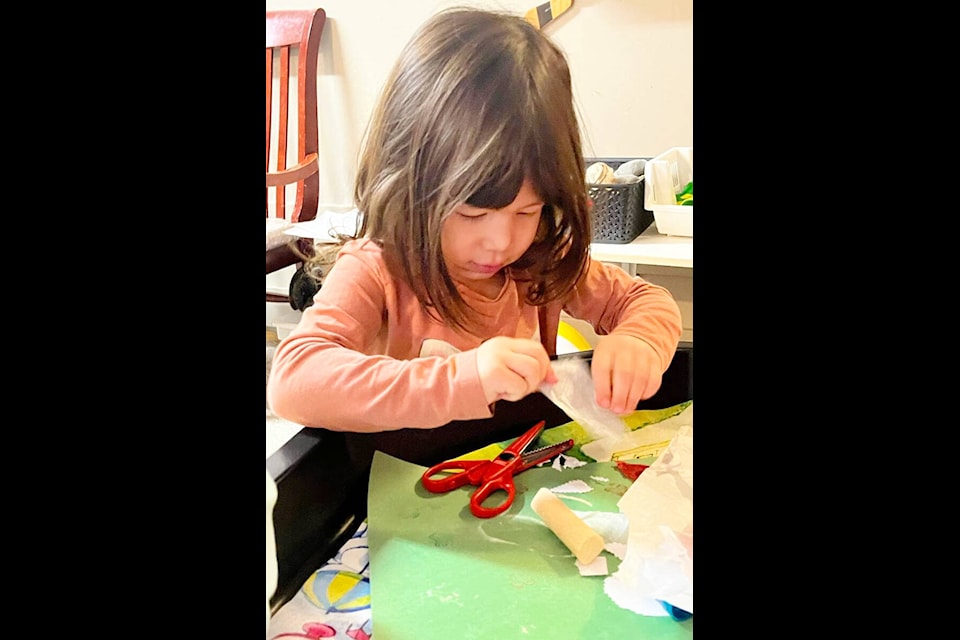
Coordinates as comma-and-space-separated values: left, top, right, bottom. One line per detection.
470, 262, 503, 275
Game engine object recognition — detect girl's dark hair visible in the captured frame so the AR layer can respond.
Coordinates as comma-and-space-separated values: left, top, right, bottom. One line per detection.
354, 7, 590, 333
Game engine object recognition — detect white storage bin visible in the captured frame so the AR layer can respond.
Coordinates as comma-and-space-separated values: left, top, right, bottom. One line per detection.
644, 147, 693, 237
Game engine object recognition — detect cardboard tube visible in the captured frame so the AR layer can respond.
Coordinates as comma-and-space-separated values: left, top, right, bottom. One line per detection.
531, 488, 604, 564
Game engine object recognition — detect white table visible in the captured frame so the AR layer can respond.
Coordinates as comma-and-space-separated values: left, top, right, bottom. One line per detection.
590, 223, 692, 275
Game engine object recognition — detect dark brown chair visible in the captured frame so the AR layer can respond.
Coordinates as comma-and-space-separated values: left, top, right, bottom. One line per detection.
266, 8, 327, 304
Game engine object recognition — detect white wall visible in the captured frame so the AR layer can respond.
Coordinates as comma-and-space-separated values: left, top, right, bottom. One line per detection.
266, 0, 693, 323
267, 0, 692, 207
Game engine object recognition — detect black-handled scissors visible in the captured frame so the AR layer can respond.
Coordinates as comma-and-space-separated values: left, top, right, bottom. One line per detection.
420, 420, 574, 518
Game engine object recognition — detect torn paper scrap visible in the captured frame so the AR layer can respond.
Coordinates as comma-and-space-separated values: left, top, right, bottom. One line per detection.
577, 555, 609, 576
604, 585, 672, 617
605, 425, 693, 615
604, 541, 627, 561
550, 479, 592, 494
552, 453, 587, 471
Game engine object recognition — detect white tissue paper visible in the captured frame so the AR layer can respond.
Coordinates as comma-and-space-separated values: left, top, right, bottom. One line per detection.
605, 425, 693, 616
538, 357, 628, 461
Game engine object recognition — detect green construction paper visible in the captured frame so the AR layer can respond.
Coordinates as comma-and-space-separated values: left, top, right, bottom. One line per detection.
367, 450, 693, 640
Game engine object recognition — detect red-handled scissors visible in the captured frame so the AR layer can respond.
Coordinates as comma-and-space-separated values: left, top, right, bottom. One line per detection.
420, 420, 574, 518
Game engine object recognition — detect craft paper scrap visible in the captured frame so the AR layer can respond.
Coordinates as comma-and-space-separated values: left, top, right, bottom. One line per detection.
550, 479, 592, 493
605, 541, 627, 561
578, 555, 608, 576
552, 453, 587, 470
606, 425, 693, 616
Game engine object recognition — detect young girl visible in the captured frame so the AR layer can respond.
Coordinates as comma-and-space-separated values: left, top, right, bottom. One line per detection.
267, 8, 682, 434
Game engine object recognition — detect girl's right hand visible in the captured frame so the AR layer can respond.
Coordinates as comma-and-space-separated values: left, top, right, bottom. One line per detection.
476, 337, 556, 405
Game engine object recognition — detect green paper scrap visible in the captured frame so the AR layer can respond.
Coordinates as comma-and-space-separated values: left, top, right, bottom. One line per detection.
367, 450, 693, 640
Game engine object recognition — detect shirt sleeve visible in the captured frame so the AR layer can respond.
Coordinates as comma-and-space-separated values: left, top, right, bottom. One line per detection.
266, 247, 494, 432
562, 259, 683, 372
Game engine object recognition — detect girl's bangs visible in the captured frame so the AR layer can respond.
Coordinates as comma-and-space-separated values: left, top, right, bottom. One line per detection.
463, 131, 553, 210
464, 165, 525, 210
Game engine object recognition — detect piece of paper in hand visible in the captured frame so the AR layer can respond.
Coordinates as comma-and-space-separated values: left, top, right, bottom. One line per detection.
539, 356, 628, 461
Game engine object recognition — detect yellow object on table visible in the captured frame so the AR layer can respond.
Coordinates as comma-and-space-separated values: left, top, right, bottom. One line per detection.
531, 487, 605, 564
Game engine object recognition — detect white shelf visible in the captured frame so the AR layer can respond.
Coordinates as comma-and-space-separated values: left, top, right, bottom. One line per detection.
590, 223, 692, 269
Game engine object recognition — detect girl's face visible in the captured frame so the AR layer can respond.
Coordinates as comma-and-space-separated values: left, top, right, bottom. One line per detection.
441, 178, 543, 288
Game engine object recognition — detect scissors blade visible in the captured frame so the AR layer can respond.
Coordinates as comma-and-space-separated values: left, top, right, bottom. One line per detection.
518, 439, 574, 469
503, 420, 546, 457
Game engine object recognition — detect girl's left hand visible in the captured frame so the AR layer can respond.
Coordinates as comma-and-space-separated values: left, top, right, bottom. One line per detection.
590, 335, 663, 415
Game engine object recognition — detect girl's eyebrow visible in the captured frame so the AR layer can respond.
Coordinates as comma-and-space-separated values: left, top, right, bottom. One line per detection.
459, 198, 544, 211
516, 198, 545, 209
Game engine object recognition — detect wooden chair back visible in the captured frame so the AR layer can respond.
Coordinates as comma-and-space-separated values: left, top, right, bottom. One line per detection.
266, 8, 326, 301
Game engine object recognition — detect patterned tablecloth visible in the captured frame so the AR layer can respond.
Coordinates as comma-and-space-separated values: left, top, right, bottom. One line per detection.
268, 520, 373, 640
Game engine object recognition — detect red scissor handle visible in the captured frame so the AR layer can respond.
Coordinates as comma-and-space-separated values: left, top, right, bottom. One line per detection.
421, 459, 489, 493
421, 458, 519, 517
469, 465, 518, 518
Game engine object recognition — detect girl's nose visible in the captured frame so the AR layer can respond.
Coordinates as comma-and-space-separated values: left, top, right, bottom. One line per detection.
480, 212, 513, 251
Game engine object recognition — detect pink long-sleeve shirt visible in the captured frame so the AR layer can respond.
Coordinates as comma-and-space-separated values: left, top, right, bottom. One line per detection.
267, 238, 682, 432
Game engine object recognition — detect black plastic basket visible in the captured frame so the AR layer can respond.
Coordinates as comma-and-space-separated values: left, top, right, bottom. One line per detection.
588, 177, 653, 244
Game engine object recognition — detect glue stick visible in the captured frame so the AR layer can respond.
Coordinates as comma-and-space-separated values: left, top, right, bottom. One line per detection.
531, 487, 604, 564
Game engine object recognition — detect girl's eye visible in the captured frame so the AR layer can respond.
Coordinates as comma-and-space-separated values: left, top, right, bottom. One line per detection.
454, 205, 541, 219
455, 207, 486, 220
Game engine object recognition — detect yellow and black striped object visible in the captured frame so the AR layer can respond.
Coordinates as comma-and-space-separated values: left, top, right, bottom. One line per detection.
524, 0, 574, 30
